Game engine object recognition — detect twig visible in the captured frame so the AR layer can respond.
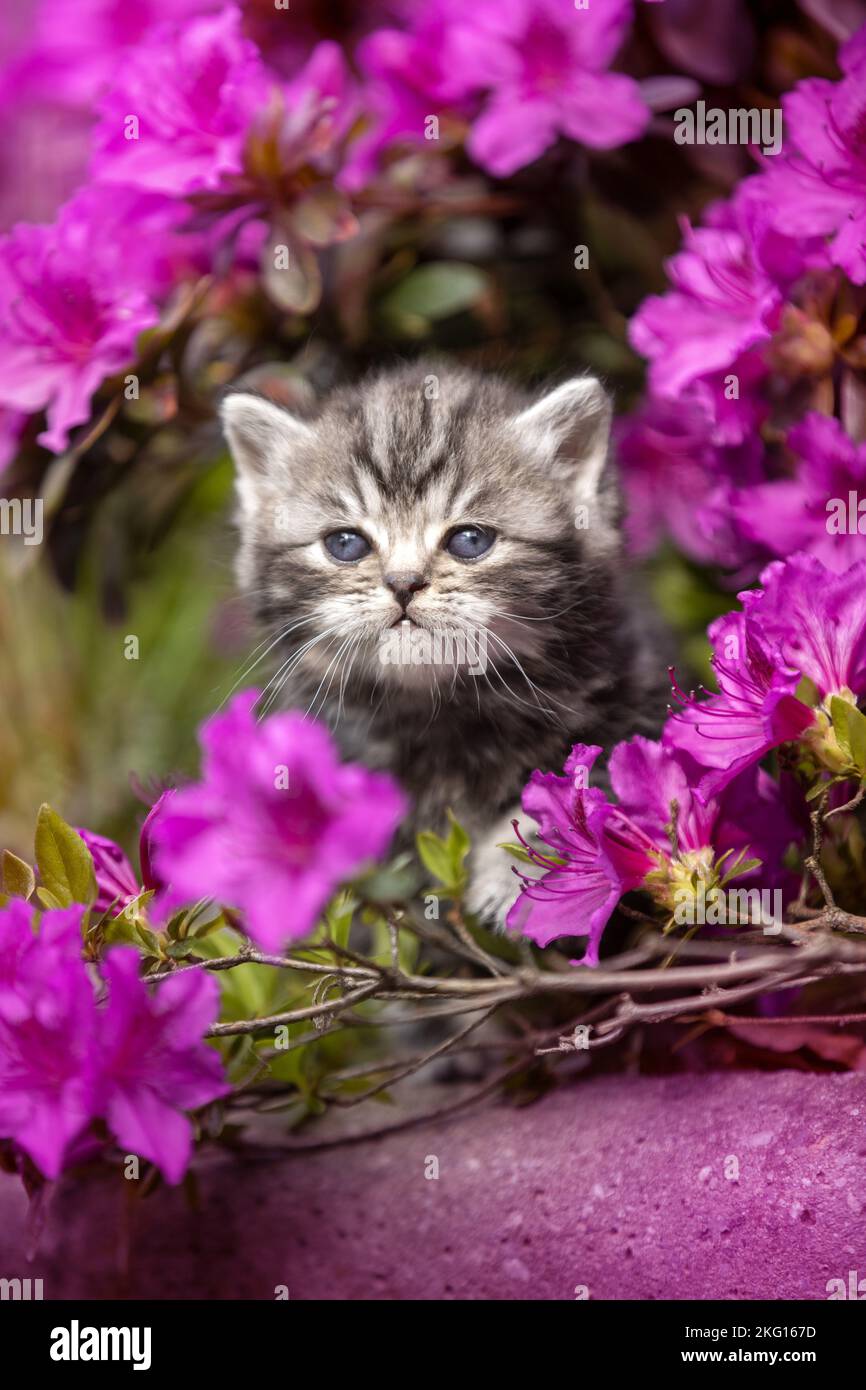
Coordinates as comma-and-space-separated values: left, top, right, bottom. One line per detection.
205, 979, 382, 1036
328, 1009, 497, 1107
147, 950, 378, 984
444, 905, 508, 977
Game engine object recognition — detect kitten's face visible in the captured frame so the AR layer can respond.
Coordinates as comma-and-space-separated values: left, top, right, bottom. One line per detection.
222, 364, 617, 707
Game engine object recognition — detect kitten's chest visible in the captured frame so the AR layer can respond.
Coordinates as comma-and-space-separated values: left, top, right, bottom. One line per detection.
330, 711, 522, 836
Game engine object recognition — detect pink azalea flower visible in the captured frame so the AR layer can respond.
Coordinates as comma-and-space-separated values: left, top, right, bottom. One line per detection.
0, 902, 100, 1179
5, 0, 217, 107
457, 0, 651, 176
0, 897, 229, 1183
507, 744, 651, 965
666, 554, 866, 799
758, 26, 866, 284
616, 395, 765, 567
350, 0, 649, 185
77, 830, 140, 916
629, 182, 826, 446
0, 186, 164, 453
665, 610, 817, 802
149, 690, 407, 951
91, 6, 274, 198
92, 16, 360, 302
78, 790, 174, 916
97, 948, 229, 1185
727, 413, 866, 572
746, 553, 866, 699
508, 738, 799, 965
137, 790, 173, 899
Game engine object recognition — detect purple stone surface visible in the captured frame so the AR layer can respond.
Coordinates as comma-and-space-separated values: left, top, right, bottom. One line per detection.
1, 1072, 865, 1300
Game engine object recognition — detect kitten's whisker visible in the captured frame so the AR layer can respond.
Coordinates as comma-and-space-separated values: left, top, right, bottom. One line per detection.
305, 629, 360, 722
479, 627, 561, 722
258, 624, 345, 716
484, 627, 571, 723
487, 598, 584, 624
336, 631, 365, 725
439, 613, 521, 720
220, 616, 317, 709
259, 635, 326, 708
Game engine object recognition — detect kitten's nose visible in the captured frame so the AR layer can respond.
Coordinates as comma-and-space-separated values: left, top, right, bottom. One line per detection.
385, 571, 428, 610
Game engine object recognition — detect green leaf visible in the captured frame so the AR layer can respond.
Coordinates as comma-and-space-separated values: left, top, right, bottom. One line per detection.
415, 832, 451, 885
806, 777, 838, 802
352, 854, 420, 905
381, 262, 488, 330
795, 675, 821, 708
831, 696, 866, 774
34, 804, 97, 907
101, 912, 144, 947
36, 887, 64, 911
163, 940, 195, 960
2, 849, 35, 901
720, 856, 762, 886
323, 891, 357, 949
416, 811, 471, 896
497, 841, 533, 864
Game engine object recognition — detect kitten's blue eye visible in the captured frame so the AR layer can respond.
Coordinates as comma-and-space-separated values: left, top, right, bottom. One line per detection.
324, 530, 371, 562
445, 526, 495, 560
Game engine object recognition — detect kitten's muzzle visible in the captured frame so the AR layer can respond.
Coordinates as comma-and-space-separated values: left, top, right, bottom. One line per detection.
384, 571, 429, 612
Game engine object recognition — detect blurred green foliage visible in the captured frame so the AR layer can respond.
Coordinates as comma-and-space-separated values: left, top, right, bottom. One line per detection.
0, 458, 245, 857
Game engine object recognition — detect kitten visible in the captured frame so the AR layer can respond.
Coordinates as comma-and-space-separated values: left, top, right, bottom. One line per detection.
221, 360, 668, 925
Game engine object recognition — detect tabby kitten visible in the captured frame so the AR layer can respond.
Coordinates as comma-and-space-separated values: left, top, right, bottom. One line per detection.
221, 360, 667, 924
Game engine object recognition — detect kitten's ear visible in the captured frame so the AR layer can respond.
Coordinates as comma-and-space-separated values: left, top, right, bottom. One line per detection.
512, 376, 612, 503
221, 392, 314, 515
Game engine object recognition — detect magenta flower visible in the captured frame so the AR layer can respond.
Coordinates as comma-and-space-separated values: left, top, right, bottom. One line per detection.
340, 7, 464, 191
77, 831, 139, 916
0, 901, 228, 1183
97, 948, 228, 1185
507, 744, 650, 965
630, 209, 765, 440
78, 790, 173, 917
758, 26, 866, 284
0, 187, 163, 453
507, 739, 797, 965
666, 610, 817, 802
666, 554, 866, 799
0, 902, 100, 1179
728, 413, 866, 572
616, 396, 765, 567
351, 0, 649, 185
629, 182, 826, 446
4, 0, 218, 108
137, 790, 173, 900
454, 0, 651, 176
92, 17, 360, 309
149, 690, 407, 951
91, 6, 274, 198
744, 554, 866, 700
